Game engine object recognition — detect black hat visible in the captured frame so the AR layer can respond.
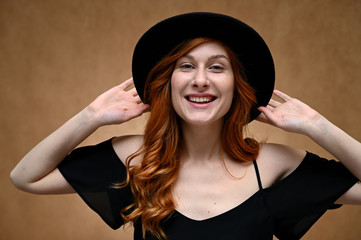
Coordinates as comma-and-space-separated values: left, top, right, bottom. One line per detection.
132, 12, 275, 121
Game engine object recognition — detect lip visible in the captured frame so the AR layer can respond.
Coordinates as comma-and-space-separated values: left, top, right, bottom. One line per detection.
184, 93, 217, 109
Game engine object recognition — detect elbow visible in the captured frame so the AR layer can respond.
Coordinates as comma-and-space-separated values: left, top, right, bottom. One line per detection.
10, 168, 30, 192
10, 169, 22, 190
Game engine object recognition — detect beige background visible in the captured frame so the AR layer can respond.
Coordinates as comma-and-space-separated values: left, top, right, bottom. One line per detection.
1, 0, 361, 239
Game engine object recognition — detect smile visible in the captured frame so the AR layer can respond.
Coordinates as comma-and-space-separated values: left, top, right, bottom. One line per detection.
185, 95, 217, 104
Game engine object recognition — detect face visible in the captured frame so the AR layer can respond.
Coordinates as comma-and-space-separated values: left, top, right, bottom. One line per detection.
171, 41, 234, 126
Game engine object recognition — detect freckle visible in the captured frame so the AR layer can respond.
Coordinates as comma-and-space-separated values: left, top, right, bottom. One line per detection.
213, 202, 216, 205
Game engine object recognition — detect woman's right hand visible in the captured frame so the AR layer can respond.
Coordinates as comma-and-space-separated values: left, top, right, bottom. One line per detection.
87, 78, 150, 127
10, 78, 149, 194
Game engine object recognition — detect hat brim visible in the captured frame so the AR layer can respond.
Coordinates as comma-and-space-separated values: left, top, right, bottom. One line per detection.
132, 12, 275, 121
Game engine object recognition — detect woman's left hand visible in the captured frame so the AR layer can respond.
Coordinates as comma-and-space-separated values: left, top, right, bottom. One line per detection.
258, 90, 361, 204
256, 90, 322, 136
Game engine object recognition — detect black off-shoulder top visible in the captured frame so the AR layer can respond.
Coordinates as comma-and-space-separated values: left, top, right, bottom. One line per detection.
58, 139, 358, 239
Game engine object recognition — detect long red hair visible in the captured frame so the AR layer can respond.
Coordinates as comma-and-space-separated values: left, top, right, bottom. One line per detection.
118, 38, 259, 239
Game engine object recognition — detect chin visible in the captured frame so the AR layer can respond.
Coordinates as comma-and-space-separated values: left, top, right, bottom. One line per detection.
180, 115, 225, 127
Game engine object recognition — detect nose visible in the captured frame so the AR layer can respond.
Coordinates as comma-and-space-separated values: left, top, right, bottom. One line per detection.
192, 69, 209, 89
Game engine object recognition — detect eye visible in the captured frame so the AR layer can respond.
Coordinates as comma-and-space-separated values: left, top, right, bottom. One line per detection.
209, 64, 225, 73
180, 63, 195, 71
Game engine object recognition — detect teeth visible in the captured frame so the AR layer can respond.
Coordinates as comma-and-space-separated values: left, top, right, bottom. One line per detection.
189, 96, 212, 103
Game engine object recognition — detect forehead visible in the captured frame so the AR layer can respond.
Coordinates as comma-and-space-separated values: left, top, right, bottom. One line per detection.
184, 41, 229, 59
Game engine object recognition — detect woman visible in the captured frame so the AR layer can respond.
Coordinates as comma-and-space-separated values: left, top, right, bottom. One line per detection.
10, 12, 361, 239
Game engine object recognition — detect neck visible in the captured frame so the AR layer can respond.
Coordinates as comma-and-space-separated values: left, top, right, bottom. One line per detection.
180, 119, 224, 163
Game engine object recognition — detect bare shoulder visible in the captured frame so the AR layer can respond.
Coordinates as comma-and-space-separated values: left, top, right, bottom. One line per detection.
111, 135, 144, 165
256, 143, 307, 187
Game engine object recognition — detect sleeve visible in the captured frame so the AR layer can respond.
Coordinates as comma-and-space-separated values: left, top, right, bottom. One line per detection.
57, 138, 134, 230
263, 152, 358, 240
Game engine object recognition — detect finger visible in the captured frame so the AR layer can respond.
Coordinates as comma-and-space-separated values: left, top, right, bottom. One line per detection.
268, 99, 281, 108
264, 104, 274, 111
257, 106, 278, 125
273, 90, 292, 101
255, 112, 268, 123
129, 88, 139, 96
119, 78, 134, 90
144, 104, 151, 112
133, 95, 143, 104
126, 104, 150, 119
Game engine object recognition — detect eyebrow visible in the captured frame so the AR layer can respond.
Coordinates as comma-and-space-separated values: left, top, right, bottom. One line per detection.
182, 54, 230, 62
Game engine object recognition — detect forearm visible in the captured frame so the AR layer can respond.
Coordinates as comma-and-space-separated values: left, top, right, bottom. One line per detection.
308, 115, 361, 180
10, 107, 99, 190
11, 79, 148, 193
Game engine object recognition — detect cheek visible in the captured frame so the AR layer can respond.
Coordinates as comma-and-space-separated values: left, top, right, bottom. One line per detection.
224, 76, 235, 97
170, 72, 179, 91
170, 75, 177, 102
170, 74, 183, 110
170, 73, 188, 97
222, 77, 235, 109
